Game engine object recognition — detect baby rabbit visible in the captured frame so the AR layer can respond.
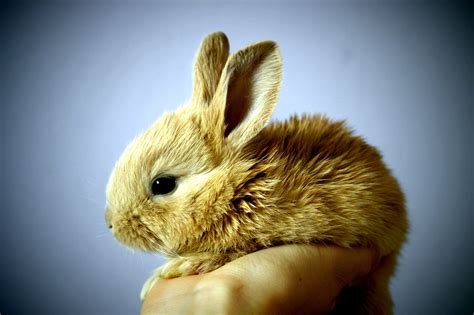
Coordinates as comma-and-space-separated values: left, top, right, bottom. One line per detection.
106, 32, 408, 314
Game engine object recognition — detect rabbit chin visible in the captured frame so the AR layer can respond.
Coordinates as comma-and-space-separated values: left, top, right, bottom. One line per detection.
112, 218, 164, 253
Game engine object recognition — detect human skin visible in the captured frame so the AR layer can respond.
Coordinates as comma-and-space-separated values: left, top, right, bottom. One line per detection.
141, 245, 380, 314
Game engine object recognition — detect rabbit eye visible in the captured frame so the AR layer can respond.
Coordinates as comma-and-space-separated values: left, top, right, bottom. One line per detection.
151, 176, 177, 196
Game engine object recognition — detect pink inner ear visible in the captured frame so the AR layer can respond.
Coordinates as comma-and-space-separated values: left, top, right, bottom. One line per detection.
223, 70, 254, 137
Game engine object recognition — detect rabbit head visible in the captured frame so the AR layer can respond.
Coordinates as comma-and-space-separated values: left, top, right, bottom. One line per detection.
105, 32, 282, 256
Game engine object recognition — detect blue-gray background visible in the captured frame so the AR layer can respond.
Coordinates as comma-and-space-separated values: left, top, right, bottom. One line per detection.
1, 1, 472, 314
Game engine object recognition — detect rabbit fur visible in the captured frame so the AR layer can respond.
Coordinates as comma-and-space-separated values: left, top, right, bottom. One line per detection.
106, 32, 408, 314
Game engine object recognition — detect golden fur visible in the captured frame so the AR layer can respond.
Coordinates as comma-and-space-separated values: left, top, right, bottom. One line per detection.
106, 32, 408, 314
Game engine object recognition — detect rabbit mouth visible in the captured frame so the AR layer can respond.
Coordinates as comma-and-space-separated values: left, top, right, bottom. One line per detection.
112, 215, 163, 252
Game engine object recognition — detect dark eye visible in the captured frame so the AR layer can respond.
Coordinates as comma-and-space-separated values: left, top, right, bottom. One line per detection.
151, 176, 177, 196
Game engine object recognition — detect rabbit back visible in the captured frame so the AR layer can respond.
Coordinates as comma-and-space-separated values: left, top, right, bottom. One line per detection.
232, 114, 408, 256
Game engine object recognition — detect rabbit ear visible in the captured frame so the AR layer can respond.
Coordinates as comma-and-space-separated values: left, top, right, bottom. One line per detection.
191, 32, 230, 106
212, 40, 282, 147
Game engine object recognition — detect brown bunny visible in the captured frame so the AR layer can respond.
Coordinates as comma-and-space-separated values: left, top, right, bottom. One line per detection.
106, 32, 408, 314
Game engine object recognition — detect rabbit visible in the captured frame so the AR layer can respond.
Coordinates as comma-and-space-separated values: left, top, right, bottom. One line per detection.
105, 32, 408, 314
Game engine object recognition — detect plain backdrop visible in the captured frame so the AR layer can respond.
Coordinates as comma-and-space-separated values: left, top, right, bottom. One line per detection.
1, 1, 472, 314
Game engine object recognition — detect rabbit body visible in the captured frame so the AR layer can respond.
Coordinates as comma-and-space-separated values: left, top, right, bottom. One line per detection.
106, 32, 408, 314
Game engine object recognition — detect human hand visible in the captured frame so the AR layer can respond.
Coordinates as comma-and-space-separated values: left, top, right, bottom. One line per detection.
141, 245, 379, 315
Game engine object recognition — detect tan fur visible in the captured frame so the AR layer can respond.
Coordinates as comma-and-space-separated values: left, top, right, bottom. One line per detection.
106, 32, 408, 313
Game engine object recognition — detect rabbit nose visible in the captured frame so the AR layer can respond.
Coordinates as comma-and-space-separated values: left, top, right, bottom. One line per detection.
105, 207, 113, 229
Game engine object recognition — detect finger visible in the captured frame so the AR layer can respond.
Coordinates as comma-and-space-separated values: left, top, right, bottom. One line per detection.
141, 273, 251, 315
141, 275, 202, 315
